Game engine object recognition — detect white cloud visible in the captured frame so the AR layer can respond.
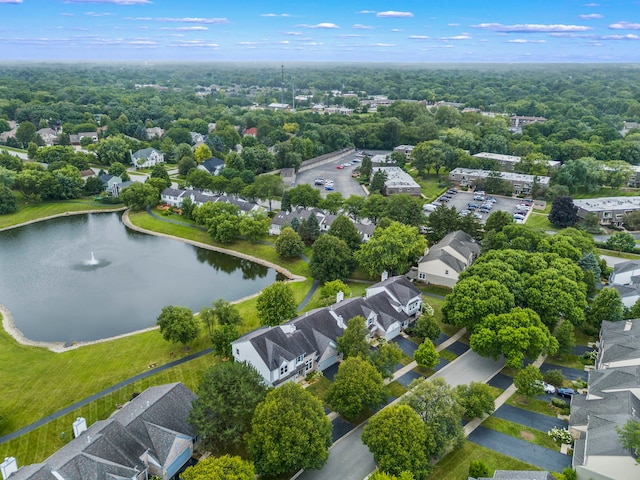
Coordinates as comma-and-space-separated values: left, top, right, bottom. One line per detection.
391, 28, 403, 32
261, 13, 290, 17
353, 24, 374, 29
298, 22, 339, 29
579, 13, 602, 19
583, 2, 599, 6
155, 17, 228, 24
407, 35, 429, 40
85, 11, 115, 16
448, 23, 460, 27
507, 39, 547, 43
472, 23, 592, 32
376, 11, 414, 18
609, 21, 640, 30
284, 31, 302, 36
441, 34, 471, 40
64, 0, 152, 4
0, 0, 23, 3
161, 26, 208, 31
168, 40, 219, 48
61, 12, 74, 16
601, 33, 640, 39
338, 33, 366, 38
370, 43, 396, 47
356, 10, 376, 14
238, 41, 258, 45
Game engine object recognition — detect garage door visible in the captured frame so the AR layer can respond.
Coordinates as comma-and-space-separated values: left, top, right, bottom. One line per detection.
318, 354, 338, 371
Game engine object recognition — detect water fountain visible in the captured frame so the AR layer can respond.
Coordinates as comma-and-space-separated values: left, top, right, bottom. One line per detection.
87, 251, 98, 266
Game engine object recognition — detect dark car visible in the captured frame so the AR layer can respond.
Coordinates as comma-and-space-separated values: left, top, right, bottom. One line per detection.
557, 387, 576, 398
467, 202, 479, 209
447, 188, 457, 194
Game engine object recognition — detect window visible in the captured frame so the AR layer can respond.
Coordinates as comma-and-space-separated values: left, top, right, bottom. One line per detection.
235, 348, 239, 355
305, 359, 313, 372
418, 272, 426, 280
367, 316, 374, 326
296, 354, 305, 364
445, 269, 449, 275
280, 364, 288, 375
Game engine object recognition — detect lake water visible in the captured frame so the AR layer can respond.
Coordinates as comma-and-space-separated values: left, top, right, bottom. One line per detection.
0, 212, 278, 343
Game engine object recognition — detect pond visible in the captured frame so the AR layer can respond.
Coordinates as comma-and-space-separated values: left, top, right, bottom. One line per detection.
0, 212, 279, 343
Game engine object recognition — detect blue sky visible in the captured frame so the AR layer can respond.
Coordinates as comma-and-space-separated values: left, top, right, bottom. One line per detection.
0, 0, 639, 62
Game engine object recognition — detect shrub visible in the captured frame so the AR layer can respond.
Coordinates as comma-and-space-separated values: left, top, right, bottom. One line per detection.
581, 350, 598, 365
573, 380, 587, 389
468, 460, 490, 478
548, 427, 573, 445
543, 369, 565, 387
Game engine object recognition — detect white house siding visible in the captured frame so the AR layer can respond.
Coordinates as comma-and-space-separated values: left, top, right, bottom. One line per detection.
317, 346, 339, 371
232, 340, 271, 383
611, 270, 640, 285
384, 323, 401, 341
418, 260, 458, 288
621, 294, 640, 308
577, 456, 639, 480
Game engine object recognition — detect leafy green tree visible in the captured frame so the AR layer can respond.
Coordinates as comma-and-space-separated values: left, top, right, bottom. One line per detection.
470, 307, 558, 368
298, 213, 321, 245
310, 234, 353, 283
256, 281, 297, 326
414, 340, 439, 369
484, 210, 513, 234
362, 194, 389, 225
616, 419, 640, 458
149, 164, 171, 188
275, 226, 304, 257
319, 280, 351, 303
120, 182, 160, 211
177, 156, 197, 176
543, 369, 565, 387
186, 168, 213, 190
370, 169, 387, 194
413, 315, 440, 342
288, 183, 321, 208
181, 455, 254, 480
95, 135, 128, 165
455, 382, 495, 419
606, 231, 636, 253
369, 472, 415, 480
247, 383, 332, 476
328, 215, 362, 251
468, 460, 490, 479
401, 377, 464, 462
15, 121, 36, 147
27, 142, 37, 159
238, 211, 270, 242
108, 161, 128, 178
362, 405, 431, 479
356, 222, 426, 276
370, 340, 404, 379
514, 365, 544, 398
587, 287, 624, 329
84, 175, 104, 195
360, 155, 373, 178
194, 143, 213, 163
425, 205, 461, 244
554, 320, 576, 355
344, 194, 366, 221
328, 357, 387, 421
549, 196, 579, 228
385, 194, 424, 226
623, 210, 640, 231
209, 299, 241, 327
321, 191, 345, 214
246, 174, 283, 211
188, 362, 267, 449
337, 315, 370, 360
210, 324, 239, 358
156, 305, 200, 346
0, 184, 17, 214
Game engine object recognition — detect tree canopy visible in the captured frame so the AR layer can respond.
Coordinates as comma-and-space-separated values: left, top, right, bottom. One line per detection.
256, 281, 297, 326
156, 305, 199, 346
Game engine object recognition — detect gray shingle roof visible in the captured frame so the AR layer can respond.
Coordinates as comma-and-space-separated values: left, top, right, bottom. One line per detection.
132, 147, 161, 160
585, 414, 637, 457
492, 471, 557, 480
612, 260, 640, 275
422, 248, 467, 273
571, 390, 640, 427
587, 366, 640, 395
369, 275, 421, 305
200, 157, 225, 174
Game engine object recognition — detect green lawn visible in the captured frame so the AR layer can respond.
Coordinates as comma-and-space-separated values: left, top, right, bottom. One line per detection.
545, 354, 586, 370
429, 441, 541, 480
408, 170, 448, 201
439, 349, 458, 362
526, 212, 558, 232
597, 248, 640, 260
306, 377, 333, 406
0, 198, 123, 229
386, 380, 408, 398
506, 394, 558, 418
0, 146, 27, 154
482, 417, 559, 450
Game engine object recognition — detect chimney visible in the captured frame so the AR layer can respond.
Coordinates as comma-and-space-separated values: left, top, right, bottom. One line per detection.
381, 270, 389, 282
72, 417, 87, 438
336, 291, 344, 303
1, 458, 18, 480
624, 320, 633, 332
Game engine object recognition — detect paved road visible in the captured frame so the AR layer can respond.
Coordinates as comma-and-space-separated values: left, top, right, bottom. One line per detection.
493, 404, 568, 433
468, 426, 571, 472
295, 350, 505, 480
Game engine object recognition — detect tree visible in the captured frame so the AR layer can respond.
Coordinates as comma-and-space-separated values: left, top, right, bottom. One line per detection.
156, 305, 200, 346
321, 191, 345, 214
468, 460, 490, 479
188, 361, 267, 448
413, 315, 440, 342
238, 211, 270, 242
95, 135, 128, 165
310, 234, 354, 283
616, 419, 640, 458
178, 156, 197, 176
120, 182, 159, 211
247, 174, 283, 211
425, 205, 461, 244
369, 472, 415, 480
0, 184, 17, 214
455, 382, 495, 419
385, 194, 424, 226
362, 194, 389, 225
149, 164, 171, 188
362, 405, 431, 479
356, 222, 427, 277
337, 315, 370, 360
256, 281, 297, 326
401, 377, 464, 462
181, 455, 254, 480
328, 357, 387, 421
484, 210, 513, 234
549, 196, 579, 228
186, 168, 213, 190
554, 320, 576, 355
15, 121, 36, 147
247, 383, 332, 476
470, 307, 558, 368
288, 183, 321, 208
27, 142, 37, 159
194, 143, 213, 163
623, 211, 640, 233
514, 364, 544, 398
414, 340, 439, 369
606, 231, 636, 253
275, 226, 304, 257
370, 169, 387, 194
328, 215, 362, 251
587, 287, 624, 329
371, 340, 404, 379
208, 298, 241, 327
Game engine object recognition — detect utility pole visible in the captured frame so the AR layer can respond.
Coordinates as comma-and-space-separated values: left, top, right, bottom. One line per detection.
292, 76, 295, 111
280, 64, 285, 105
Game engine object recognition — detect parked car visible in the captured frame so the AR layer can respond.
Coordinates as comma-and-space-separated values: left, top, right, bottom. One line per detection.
447, 188, 458, 194
460, 209, 471, 217
557, 387, 576, 398
479, 206, 492, 213
314, 178, 324, 185
423, 204, 437, 212
325, 185, 335, 191
513, 213, 525, 220
342, 162, 352, 167
467, 202, 479, 209
543, 382, 556, 394
473, 195, 486, 201
486, 196, 497, 203
473, 212, 483, 219
475, 190, 486, 196
336, 165, 344, 169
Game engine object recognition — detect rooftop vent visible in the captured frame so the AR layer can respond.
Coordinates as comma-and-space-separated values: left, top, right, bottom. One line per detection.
624, 320, 634, 332
72, 417, 87, 438
1, 458, 18, 480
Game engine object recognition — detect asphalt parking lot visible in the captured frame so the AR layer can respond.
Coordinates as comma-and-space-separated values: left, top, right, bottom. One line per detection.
295, 152, 369, 199
425, 190, 532, 224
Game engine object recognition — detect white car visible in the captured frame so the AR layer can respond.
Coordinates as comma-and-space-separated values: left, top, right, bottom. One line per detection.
543, 382, 556, 394
342, 162, 352, 167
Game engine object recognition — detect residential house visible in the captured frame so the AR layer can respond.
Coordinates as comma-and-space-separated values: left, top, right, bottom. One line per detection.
132, 148, 164, 169
372, 166, 422, 196
98, 174, 122, 195
268, 103, 290, 111
448, 168, 550, 195
145, 126, 165, 139
609, 261, 640, 307
612, 284, 640, 309
569, 319, 640, 480
231, 275, 422, 387
471, 152, 560, 172
574, 197, 640, 227
190, 132, 206, 146
244, 127, 257, 137
159, 187, 261, 214
197, 157, 225, 176
79, 169, 96, 180
35, 128, 58, 146
69, 132, 98, 146
416, 230, 480, 288
2, 383, 197, 480
393, 145, 415, 159
510, 115, 547, 132
268, 207, 327, 235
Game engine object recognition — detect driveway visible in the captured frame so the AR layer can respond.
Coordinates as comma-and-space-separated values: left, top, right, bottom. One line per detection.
540, 363, 588, 382
488, 372, 513, 390
493, 404, 568, 433
392, 336, 419, 357
331, 417, 356, 443
431, 350, 505, 388
428, 192, 527, 224
444, 340, 469, 356
468, 426, 571, 472
395, 369, 425, 388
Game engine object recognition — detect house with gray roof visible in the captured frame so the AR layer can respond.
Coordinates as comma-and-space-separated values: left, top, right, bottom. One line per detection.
417, 230, 480, 288
197, 157, 225, 176
132, 148, 164, 169
610, 261, 640, 286
231, 275, 422, 387
159, 187, 261, 214
567, 319, 640, 480
2, 383, 197, 480
269, 207, 326, 235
